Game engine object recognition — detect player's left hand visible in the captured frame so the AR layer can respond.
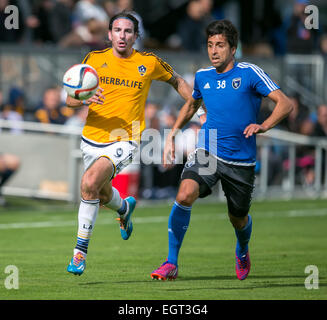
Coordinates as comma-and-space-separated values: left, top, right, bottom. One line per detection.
85, 87, 105, 105
243, 124, 268, 138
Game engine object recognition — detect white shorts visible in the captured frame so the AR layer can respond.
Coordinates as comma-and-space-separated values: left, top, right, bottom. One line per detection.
81, 137, 139, 179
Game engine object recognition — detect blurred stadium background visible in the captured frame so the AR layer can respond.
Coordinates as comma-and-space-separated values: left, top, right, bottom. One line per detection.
1, 0, 327, 204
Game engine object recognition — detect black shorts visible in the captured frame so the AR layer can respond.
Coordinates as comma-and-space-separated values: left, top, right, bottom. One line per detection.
181, 149, 255, 217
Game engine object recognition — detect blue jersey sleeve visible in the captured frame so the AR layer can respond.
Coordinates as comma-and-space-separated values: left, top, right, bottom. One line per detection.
248, 64, 280, 97
192, 73, 202, 100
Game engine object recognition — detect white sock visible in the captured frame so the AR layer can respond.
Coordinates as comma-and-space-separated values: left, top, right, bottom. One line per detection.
74, 198, 100, 257
103, 187, 126, 216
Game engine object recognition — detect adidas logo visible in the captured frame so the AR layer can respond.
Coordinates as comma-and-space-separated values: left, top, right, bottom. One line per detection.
101, 63, 108, 68
203, 82, 210, 89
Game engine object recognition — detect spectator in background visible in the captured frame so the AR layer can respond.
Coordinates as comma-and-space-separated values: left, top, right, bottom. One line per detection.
177, 0, 213, 52
59, 0, 109, 49
33, 0, 56, 43
312, 104, 327, 183
281, 94, 314, 135
59, 17, 107, 50
7, 86, 26, 117
320, 34, 327, 57
313, 104, 327, 137
144, 101, 160, 130
49, 0, 75, 43
319, 34, 327, 102
73, 0, 108, 29
0, 88, 24, 134
319, 33, 327, 99
256, 98, 285, 185
0, 152, 20, 206
103, 0, 117, 19
64, 105, 88, 128
266, 3, 287, 56
34, 87, 73, 124
287, 0, 319, 54
281, 95, 315, 188
0, 90, 3, 110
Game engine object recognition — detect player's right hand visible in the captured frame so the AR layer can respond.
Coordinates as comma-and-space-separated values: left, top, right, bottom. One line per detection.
163, 135, 176, 168
85, 87, 105, 105
243, 123, 268, 138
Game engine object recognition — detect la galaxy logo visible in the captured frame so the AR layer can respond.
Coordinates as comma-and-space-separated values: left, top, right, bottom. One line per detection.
138, 65, 147, 76
115, 147, 123, 158
185, 152, 195, 168
232, 77, 241, 89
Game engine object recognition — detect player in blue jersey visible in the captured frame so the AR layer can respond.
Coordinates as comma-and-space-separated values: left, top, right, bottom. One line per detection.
151, 20, 293, 281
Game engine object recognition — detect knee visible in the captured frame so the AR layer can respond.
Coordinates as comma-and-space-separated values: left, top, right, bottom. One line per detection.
10, 156, 20, 171
229, 213, 248, 230
81, 174, 99, 199
3, 154, 20, 171
227, 200, 250, 229
176, 184, 198, 206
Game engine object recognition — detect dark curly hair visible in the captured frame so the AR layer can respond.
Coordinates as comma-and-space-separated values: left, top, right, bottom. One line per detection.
206, 20, 238, 49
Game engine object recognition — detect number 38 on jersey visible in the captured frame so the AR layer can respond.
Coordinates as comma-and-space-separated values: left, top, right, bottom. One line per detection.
216, 80, 226, 89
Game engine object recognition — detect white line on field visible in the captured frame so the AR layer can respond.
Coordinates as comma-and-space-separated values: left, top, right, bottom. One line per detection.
0, 208, 326, 230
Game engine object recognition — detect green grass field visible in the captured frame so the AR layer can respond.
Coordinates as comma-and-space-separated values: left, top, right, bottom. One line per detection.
0, 196, 326, 300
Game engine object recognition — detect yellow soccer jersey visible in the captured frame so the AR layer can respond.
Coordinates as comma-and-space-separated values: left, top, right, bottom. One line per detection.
81, 48, 173, 144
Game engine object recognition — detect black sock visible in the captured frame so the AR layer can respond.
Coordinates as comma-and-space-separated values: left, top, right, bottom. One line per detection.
0, 169, 15, 187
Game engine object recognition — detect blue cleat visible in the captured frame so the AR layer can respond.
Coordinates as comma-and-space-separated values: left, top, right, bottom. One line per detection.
67, 252, 86, 276
116, 196, 136, 240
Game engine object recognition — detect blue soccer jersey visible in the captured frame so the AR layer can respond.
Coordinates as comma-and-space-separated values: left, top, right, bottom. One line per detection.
192, 61, 280, 165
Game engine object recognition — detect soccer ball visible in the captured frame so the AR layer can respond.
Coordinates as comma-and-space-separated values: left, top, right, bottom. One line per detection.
63, 64, 99, 100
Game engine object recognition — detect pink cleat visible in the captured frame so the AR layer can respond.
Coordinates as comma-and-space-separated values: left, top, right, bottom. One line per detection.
151, 261, 178, 281
235, 251, 251, 280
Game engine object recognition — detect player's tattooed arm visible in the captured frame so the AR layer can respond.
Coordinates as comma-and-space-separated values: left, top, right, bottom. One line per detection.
167, 71, 192, 101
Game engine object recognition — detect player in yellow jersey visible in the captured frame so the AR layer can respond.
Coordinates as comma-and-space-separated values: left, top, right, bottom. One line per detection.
66, 11, 194, 275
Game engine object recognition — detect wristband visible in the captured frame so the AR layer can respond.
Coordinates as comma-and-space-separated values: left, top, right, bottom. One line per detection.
196, 106, 206, 117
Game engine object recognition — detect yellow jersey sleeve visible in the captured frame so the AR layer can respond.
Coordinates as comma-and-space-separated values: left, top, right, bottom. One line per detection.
81, 49, 110, 68
81, 51, 94, 66
82, 52, 91, 64
144, 52, 174, 82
